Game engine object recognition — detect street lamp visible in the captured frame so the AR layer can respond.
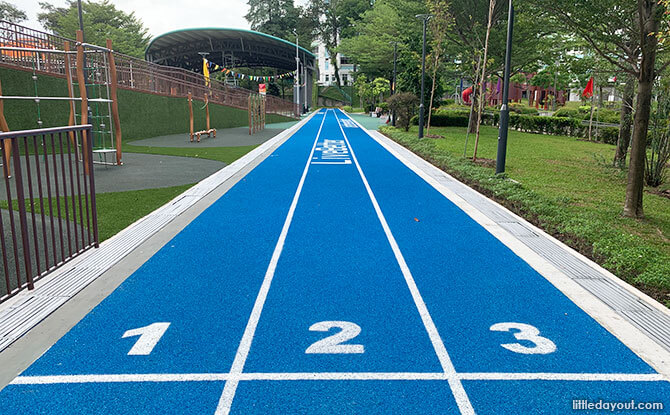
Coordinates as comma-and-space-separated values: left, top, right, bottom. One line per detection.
389, 41, 398, 126
293, 30, 300, 113
416, 14, 432, 138
495, 0, 514, 175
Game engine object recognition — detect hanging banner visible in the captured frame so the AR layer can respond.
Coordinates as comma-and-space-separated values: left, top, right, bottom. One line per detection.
259, 83, 267, 95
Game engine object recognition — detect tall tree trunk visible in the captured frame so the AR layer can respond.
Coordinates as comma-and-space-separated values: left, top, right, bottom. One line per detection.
473, 0, 496, 161
614, 74, 635, 168
624, 0, 660, 218
427, 53, 440, 133
468, 55, 482, 134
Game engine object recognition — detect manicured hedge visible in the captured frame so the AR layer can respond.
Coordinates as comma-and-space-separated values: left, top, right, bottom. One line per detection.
410, 107, 620, 145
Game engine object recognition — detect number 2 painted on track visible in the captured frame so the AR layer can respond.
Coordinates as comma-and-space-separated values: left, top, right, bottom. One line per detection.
306, 321, 365, 354
490, 322, 557, 355
122, 322, 170, 355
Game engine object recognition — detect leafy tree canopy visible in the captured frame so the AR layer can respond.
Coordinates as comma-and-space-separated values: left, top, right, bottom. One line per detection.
37, 0, 150, 58
0, 1, 26, 23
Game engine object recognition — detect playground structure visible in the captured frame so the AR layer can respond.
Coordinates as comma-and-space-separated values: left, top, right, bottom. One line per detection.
188, 92, 216, 142
0, 29, 123, 174
461, 78, 567, 109
248, 94, 266, 135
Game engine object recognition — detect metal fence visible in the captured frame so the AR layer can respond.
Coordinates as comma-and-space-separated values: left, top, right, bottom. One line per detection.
1, 124, 98, 303
0, 20, 298, 117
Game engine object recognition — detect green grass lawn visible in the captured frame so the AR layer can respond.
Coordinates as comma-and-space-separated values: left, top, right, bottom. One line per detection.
123, 143, 258, 164
95, 184, 194, 241
381, 125, 670, 306
1, 184, 194, 243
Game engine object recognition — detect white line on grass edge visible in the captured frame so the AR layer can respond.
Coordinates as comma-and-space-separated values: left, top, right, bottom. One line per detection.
333, 111, 476, 415
11, 371, 665, 384
215, 109, 329, 415
340, 111, 670, 380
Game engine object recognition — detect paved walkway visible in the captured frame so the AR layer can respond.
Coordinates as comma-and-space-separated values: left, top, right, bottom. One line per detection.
0, 110, 667, 414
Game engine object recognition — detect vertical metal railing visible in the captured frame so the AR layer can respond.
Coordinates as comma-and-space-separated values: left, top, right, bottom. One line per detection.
0, 124, 97, 303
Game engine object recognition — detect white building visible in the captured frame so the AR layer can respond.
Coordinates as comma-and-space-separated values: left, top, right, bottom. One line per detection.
312, 40, 356, 86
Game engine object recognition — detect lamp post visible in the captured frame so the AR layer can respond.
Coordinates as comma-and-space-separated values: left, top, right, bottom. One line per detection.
495, 0, 514, 175
293, 30, 300, 114
390, 41, 398, 126
416, 14, 432, 138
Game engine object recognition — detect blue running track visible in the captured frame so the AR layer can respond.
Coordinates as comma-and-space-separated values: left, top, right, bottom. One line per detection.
0, 109, 668, 414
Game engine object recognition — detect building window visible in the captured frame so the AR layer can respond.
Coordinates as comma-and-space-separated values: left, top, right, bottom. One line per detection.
325, 60, 329, 70
340, 56, 352, 65
342, 74, 348, 85
325, 74, 329, 82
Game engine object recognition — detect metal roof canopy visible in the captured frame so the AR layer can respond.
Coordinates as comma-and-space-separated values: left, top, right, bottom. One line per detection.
145, 28, 316, 73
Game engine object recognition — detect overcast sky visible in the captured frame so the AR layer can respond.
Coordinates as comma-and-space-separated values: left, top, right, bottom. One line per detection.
17, 0, 254, 39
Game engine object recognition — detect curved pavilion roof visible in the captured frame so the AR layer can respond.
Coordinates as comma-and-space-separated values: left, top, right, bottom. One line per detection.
145, 28, 316, 73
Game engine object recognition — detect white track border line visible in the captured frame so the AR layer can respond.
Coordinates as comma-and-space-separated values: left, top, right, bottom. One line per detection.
215, 109, 329, 415
340, 112, 670, 380
333, 111, 476, 415
11, 372, 665, 385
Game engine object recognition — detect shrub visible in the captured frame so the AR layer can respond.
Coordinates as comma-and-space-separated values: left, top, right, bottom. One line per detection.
554, 108, 580, 118
386, 92, 419, 131
342, 105, 353, 112
509, 102, 539, 115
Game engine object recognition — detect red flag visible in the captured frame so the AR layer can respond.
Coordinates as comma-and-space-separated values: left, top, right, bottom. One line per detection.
582, 77, 594, 98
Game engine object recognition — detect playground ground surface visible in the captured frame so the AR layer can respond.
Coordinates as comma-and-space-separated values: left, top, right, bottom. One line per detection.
0, 109, 667, 414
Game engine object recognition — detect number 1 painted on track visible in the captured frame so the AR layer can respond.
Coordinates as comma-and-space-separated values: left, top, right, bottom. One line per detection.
122, 322, 170, 355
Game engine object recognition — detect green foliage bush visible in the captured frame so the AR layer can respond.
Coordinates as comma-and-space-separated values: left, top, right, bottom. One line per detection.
509, 103, 539, 115
553, 108, 580, 118
342, 106, 353, 112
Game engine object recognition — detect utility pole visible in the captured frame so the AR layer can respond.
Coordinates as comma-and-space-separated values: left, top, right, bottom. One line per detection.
390, 41, 398, 126
495, 0, 514, 175
416, 14, 432, 138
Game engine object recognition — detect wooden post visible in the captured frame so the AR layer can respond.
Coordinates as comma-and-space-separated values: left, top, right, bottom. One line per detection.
0, 80, 11, 177
248, 95, 252, 135
205, 93, 210, 131
64, 41, 76, 147
106, 39, 123, 165
188, 92, 194, 142
76, 30, 90, 175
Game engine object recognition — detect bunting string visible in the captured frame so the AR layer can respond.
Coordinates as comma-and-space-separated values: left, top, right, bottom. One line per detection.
204, 58, 295, 82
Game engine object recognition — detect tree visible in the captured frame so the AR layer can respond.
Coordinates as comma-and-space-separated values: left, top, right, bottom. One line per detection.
472, 0, 496, 162
532, 0, 666, 217
371, 77, 390, 104
246, 0, 311, 44
387, 92, 419, 131
354, 73, 374, 110
0, 1, 26, 23
308, 0, 375, 87
38, 0, 150, 58
426, 0, 451, 133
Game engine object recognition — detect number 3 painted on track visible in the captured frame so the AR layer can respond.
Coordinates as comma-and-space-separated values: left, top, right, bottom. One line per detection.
306, 321, 365, 354
490, 322, 557, 355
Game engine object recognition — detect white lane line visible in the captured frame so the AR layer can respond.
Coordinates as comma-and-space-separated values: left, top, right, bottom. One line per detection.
12, 372, 666, 385
214, 109, 329, 415
332, 109, 475, 415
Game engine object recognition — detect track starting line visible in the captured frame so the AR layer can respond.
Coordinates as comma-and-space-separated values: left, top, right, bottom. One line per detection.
0, 109, 667, 414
